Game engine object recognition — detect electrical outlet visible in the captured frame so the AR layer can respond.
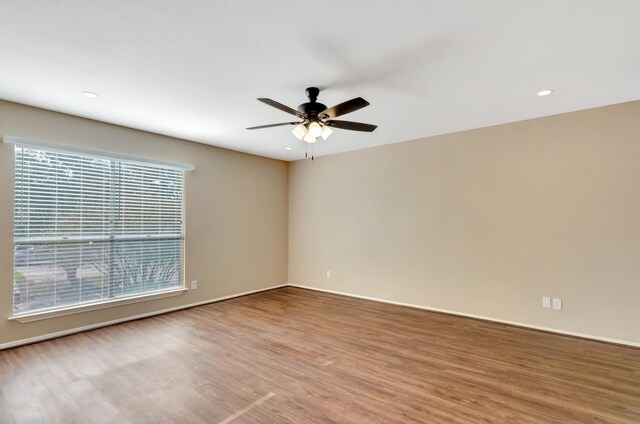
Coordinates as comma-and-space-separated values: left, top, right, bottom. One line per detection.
326, 270, 331, 279
542, 297, 551, 308
191, 280, 198, 290
552, 298, 562, 310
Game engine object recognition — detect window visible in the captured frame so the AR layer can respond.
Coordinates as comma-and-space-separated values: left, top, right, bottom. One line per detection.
12, 143, 185, 315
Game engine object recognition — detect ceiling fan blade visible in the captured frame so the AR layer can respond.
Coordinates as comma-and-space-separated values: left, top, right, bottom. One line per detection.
246, 122, 300, 130
325, 120, 377, 132
321, 97, 370, 119
257, 98, 301, 117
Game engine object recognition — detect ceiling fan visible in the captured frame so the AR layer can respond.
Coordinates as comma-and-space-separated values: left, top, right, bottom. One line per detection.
246, 87, 377, 144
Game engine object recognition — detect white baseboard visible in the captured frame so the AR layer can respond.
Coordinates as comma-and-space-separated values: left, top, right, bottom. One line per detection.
0, 284, 287, 351
288, 284, 640, 348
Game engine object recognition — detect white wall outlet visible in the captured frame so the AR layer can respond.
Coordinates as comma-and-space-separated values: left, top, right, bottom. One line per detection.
552, 298, 562, 310
191, 280, 198, 290
542, 297, 551, 308
326, 270, 331, 279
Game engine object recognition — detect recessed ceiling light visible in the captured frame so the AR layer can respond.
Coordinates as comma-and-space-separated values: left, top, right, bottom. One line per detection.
284, 147, 293, 151
537, 89, 553, 97
82, 91, 99, 98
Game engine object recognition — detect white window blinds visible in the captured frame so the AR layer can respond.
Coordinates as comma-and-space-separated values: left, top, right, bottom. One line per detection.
13, 145, 185, 315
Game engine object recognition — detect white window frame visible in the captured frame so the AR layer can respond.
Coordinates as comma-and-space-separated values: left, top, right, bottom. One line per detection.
4, 136, 194, 322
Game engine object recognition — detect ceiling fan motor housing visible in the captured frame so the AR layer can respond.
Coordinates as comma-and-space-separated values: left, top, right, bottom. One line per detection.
297, 87, 326, 119
297, 102, 327, 119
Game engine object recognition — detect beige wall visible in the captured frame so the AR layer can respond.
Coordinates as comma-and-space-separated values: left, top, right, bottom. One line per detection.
289, 100, 640, 345
2, 98, 638, 347
0, 100, 288, 346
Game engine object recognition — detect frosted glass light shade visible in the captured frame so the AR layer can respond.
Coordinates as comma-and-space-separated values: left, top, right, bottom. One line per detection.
303, 133, 317, 143
308, 121, 322, 138
292, 124, 307, 140
320, 125, 333, 140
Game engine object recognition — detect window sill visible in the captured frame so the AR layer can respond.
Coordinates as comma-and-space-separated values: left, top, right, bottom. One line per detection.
8, 287, 188, 323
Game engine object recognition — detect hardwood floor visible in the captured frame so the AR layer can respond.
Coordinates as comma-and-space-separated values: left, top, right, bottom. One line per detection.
1, 287, 639, 423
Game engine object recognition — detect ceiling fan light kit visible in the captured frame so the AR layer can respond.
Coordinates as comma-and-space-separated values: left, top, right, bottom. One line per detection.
247, 87, 377, 152
291, 120, 333, 144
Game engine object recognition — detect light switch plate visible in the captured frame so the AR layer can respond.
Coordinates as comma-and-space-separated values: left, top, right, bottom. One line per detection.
542, 297, 551, 308
552, 298, 562, 310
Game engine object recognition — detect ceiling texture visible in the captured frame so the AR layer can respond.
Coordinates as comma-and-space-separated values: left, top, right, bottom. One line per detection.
1, 1, 639, 160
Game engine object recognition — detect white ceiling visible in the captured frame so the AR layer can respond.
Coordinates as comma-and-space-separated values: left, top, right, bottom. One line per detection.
1, 1, 639, 161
